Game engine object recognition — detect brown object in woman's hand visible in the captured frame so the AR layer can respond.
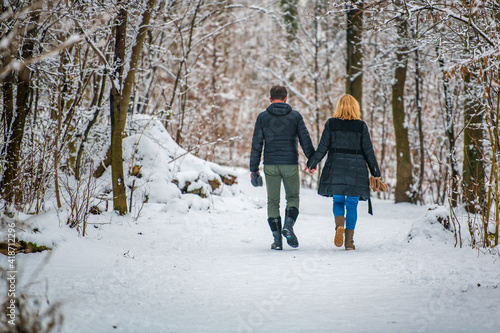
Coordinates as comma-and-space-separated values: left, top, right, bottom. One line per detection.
370, 176, 388, 192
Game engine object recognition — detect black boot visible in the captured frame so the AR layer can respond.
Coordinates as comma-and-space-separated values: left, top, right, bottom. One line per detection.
268, 217, 282, 250
282, 207, 299, 248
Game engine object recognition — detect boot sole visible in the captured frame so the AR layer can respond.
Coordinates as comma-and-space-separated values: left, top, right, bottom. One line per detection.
334, 226, 344, 247
282, 229, 299, 248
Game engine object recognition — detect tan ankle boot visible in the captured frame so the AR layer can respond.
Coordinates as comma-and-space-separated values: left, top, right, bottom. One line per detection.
345, 229, 355, 250
334, 216, 345, 247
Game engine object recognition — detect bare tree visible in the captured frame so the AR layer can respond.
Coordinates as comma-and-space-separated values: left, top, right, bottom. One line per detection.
0, 4, 40, 208
345, 0, 363, 113
101, 0, 157, 214
108, 0, 129, 215
391, 1, 414, 203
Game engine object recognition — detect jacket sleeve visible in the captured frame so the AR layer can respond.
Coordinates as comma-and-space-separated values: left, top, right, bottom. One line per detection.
297, 114, 315, 159
249, 115, 264, 172
361, 122, 381, 177
307, 120, 331, 170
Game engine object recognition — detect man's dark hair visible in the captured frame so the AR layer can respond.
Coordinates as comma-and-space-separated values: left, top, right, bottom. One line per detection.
270, 85, 287, 101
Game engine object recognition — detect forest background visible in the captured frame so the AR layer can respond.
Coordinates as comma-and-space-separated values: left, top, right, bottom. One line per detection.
1, 0, 500, 249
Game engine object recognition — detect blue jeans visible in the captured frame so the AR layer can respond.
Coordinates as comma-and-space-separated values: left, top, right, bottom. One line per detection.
332, 195, 359, 230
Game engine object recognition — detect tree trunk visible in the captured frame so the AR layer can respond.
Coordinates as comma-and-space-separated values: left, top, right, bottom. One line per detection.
483, 96, 499, 247
110, 86, 128, 214
2, 67, 30, 206
0, 12, 39, 207
110, 2, 129, 215
279, 0, 299, 64
119, 0, 157, 132
76, 71, 107, 180
462, 71, 485, 213
62, 46, 78, 175
391, 6, 414, 203
94, 0, 156, 180
345, 0, 363, 114
1, 54, 14, 158
437, 45, 459, 206
414, 47, 425, 202
171, 0, 202, 145
494, 95, 500, 246
54, 55, 64, 209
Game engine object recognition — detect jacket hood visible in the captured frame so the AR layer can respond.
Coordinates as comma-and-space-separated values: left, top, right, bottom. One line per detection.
266, 103, 292, 116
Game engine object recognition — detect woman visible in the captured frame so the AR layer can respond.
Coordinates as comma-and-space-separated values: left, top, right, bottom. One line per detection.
307, 94, 382, 250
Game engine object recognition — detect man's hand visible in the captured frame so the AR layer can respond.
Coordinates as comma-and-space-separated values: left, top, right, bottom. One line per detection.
304, 167, 316, 174
250, 171, 263, 187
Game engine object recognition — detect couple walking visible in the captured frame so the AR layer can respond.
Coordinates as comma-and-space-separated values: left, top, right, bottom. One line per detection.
249, 85, 383, 251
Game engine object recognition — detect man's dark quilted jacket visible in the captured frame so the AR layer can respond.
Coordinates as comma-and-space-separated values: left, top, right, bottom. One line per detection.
250, 103, 314, 172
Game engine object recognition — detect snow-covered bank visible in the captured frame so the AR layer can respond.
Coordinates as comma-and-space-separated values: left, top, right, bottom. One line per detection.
4, 168, 499, 332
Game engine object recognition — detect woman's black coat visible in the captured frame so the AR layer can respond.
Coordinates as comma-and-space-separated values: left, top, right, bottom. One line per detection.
307, 118, 381, 200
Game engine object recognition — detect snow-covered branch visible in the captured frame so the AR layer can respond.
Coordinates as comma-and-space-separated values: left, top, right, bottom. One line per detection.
0, 34, 84, 80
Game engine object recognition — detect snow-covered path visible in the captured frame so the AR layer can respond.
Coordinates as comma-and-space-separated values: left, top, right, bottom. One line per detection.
14, 169, 500, 332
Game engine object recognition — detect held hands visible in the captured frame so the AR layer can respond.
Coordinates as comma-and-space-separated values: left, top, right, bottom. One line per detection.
250, 171, 263, 187
305, 158, 317, 174
304, 166, 316, 174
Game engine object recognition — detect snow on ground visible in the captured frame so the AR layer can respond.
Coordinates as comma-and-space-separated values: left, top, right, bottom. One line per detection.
6, 168, 500, 333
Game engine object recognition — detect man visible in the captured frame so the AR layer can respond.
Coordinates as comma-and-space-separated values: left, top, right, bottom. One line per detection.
249, 85, 315, 250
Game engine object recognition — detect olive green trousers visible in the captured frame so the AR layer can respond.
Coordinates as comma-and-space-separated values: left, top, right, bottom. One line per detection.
263, 164, 300, 218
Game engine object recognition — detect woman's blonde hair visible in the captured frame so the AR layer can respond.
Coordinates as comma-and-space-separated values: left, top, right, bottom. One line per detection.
333, 94, 361, 120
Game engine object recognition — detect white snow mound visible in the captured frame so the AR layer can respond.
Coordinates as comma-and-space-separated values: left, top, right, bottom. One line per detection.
99, 114, 237, 209
407, 205, 455, 244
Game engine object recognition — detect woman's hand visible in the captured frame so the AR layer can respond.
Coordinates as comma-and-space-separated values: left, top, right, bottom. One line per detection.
369, 176, 388, 192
